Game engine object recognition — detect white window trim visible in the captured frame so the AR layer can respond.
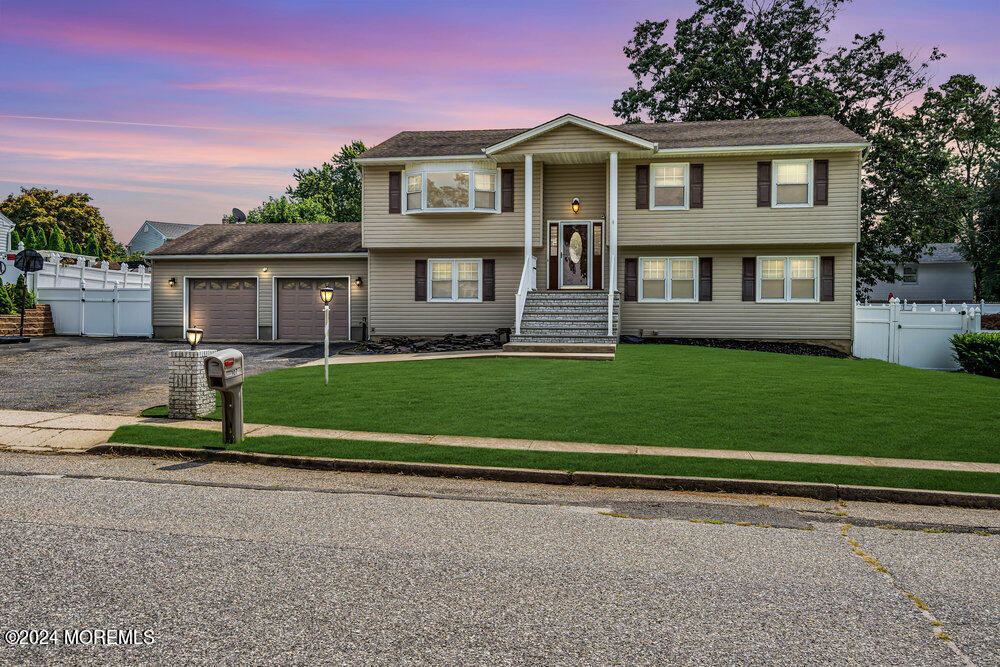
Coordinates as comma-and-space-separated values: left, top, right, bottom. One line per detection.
427, 258, 483, 303
649, 162, 690, 211
771, 158, 814, 208
404, 168, 501, 214
638, 256, 699, 302
901, 264, 919, 285
756, 256, 819, 303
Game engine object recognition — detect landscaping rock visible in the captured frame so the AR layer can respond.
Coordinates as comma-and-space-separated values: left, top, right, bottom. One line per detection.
621, 336, 850, 358
350, 334, 501, 355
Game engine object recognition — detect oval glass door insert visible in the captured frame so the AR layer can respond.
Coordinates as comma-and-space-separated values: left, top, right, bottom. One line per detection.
569, 231, 583, 263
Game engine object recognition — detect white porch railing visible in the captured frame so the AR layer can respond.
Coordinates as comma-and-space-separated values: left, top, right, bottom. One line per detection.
514, 256, 537, 335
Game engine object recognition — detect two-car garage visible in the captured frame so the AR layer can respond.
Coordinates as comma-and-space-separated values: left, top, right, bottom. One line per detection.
150, 223, 367, 342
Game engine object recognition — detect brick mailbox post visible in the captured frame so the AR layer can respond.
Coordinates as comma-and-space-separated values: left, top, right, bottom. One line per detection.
168, 348, 217, 418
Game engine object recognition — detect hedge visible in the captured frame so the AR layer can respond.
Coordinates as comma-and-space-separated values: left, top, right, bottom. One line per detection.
951, 332, 1000, 379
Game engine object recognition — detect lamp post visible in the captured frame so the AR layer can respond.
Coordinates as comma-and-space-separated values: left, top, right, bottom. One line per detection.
186, 327, 203, 350
319, 286, 334, 386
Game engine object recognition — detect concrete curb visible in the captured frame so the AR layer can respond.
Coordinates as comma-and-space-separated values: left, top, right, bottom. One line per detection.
86, 443, 1000, 510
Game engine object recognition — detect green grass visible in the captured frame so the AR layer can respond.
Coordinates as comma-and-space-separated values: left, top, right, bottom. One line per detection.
184, 345, 1000, 464
108, 424, 1000, 496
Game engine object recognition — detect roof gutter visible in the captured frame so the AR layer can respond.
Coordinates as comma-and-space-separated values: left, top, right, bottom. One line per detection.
150, 252, 368, 260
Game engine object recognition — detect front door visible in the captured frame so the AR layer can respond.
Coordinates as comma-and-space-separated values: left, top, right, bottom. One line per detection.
559, 222, 591, 289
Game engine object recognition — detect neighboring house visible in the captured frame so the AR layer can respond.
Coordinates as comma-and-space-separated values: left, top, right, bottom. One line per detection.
127, 221, 201, 254
868, 243, 975, 303
149, 114, 866, 350
0, 212, 13, 253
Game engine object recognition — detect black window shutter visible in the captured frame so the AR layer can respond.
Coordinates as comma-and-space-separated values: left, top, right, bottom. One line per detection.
483, 259, 495, 301
414, 259, 427, 301
690, 164, 704, 208
742, 257, 756, 301
756, 162, 771, 207
814, 159, 829, 206
820, 256, 835, 301
501, 169, 515, 212
388, 171, 401, 214
698, 257, 712, 301
635, 165, 649, 209
624, 258, 638, 301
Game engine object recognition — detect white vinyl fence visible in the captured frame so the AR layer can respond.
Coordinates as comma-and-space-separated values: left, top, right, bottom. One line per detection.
2, 245, 151, 290
38, 284, 152, 337
854, 298, 981, 370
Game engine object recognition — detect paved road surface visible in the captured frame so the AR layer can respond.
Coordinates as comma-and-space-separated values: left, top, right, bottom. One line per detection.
0, 452, 997, 664
0, 338, 333, 414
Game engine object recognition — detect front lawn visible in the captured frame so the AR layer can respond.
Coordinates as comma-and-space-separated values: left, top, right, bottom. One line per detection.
109, 425, 1000, 496
200, 345, 1000, 463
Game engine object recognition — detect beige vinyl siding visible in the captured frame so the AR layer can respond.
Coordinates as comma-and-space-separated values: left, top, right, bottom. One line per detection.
617, 244, 854, 341
618, 153, 861, 245
368, 249, 520, 336
493, 123, 641, 155
150, 256, 368, 340
362, 164, 542, 249
543, 163, 606, 221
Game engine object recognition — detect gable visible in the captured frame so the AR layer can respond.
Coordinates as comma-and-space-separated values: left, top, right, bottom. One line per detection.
491, 122, 648, 156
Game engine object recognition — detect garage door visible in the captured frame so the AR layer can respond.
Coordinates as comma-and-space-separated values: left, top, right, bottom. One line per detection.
277, 278, 350, 341
188, 278, 258, 340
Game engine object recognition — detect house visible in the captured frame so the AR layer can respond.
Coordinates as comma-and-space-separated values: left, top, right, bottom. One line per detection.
868, 243, 975, 303
127, 221, 201, 254
149, 114, 866, 352
0, 212, 13, 253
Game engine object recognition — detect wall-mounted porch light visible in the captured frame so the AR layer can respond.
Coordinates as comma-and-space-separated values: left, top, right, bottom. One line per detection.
185, 327, 204, 350
354, 276, 364, 288
168, 277, 177, 287
261, 267, 269, 273
571, 197, 581, 214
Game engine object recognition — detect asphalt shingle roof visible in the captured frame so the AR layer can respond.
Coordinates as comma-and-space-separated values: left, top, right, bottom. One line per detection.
145, 221, 202, 238
359, 116, 865, 160
917, 243, 966, 263
149, 222, 363, 256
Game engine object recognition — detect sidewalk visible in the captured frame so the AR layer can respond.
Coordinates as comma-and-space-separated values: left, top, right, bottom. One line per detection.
2, 408, 999, 475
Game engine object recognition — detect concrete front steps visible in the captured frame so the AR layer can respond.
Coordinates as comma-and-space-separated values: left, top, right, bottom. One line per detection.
0, 305, 55, 337
506, 290, 620, 359
501, 342, 616, 361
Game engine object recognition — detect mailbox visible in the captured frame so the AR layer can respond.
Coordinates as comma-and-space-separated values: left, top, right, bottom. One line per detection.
204, 349, 245, 445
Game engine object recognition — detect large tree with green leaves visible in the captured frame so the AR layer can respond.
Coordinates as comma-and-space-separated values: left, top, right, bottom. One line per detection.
224, 140, 367, 224
0, 187, 117, 256
613, 0, 951, 295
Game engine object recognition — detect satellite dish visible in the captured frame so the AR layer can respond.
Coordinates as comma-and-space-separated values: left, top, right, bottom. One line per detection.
231, 208, 247, 223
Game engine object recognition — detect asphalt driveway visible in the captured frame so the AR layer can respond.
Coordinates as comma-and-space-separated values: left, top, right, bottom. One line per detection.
0, 337, 338, 415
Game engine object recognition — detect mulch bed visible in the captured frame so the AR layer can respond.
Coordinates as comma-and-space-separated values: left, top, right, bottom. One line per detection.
350, 334, 502, 355
981, 314, 1000, 330
620, 336, 850, 358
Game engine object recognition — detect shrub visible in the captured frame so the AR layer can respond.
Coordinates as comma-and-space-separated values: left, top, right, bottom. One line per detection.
0, 280, 14, 315
951, 332, 1000, 379
6, 275, 36, 311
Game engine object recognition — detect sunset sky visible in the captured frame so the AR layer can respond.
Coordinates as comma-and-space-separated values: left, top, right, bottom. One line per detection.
2, 0, 998, 242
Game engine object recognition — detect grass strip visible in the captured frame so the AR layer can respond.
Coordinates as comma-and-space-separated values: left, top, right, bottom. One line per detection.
108, 425, 1000, 496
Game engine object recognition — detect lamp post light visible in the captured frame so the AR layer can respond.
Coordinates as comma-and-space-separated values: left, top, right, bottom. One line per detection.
319, 286, 334, 386
186, 327, 204, 350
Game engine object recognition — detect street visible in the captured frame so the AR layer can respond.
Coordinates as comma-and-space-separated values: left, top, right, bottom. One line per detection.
0, 452, 997, 665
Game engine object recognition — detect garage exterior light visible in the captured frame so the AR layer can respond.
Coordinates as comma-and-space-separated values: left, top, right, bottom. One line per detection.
168, 277, 176, 287
354, 276, 363, 288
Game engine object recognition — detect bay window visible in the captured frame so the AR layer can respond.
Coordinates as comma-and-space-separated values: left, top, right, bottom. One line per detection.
757, 256, 818, 302
404, 166, 500, 213
773, 160, 812, 206
428, 259, 482, 302
639, 257, 698, 302
650, 163, 689, 209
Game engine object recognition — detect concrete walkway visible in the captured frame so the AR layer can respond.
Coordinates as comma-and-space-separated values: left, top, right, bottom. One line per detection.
1, 408, 999, 475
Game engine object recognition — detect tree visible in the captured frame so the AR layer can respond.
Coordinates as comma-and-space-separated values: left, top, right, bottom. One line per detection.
23, 228, 37, 250
966, 168, 1000, 300
0, 187, 116, 256
224, 196, 332, 225
286, 141, 366, 222
613, 0, 947, 295
84, 235, 101, 258
8, 229, 19, 249
224, 140, 367, 224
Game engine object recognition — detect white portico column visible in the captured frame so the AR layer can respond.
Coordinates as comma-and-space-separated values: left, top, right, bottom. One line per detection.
608, 151, 618, 293
524, 153, 533, 268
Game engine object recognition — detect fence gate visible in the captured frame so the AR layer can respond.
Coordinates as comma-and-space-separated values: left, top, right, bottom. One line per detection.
854, 298, 981, 370
38, 284, 152, 337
